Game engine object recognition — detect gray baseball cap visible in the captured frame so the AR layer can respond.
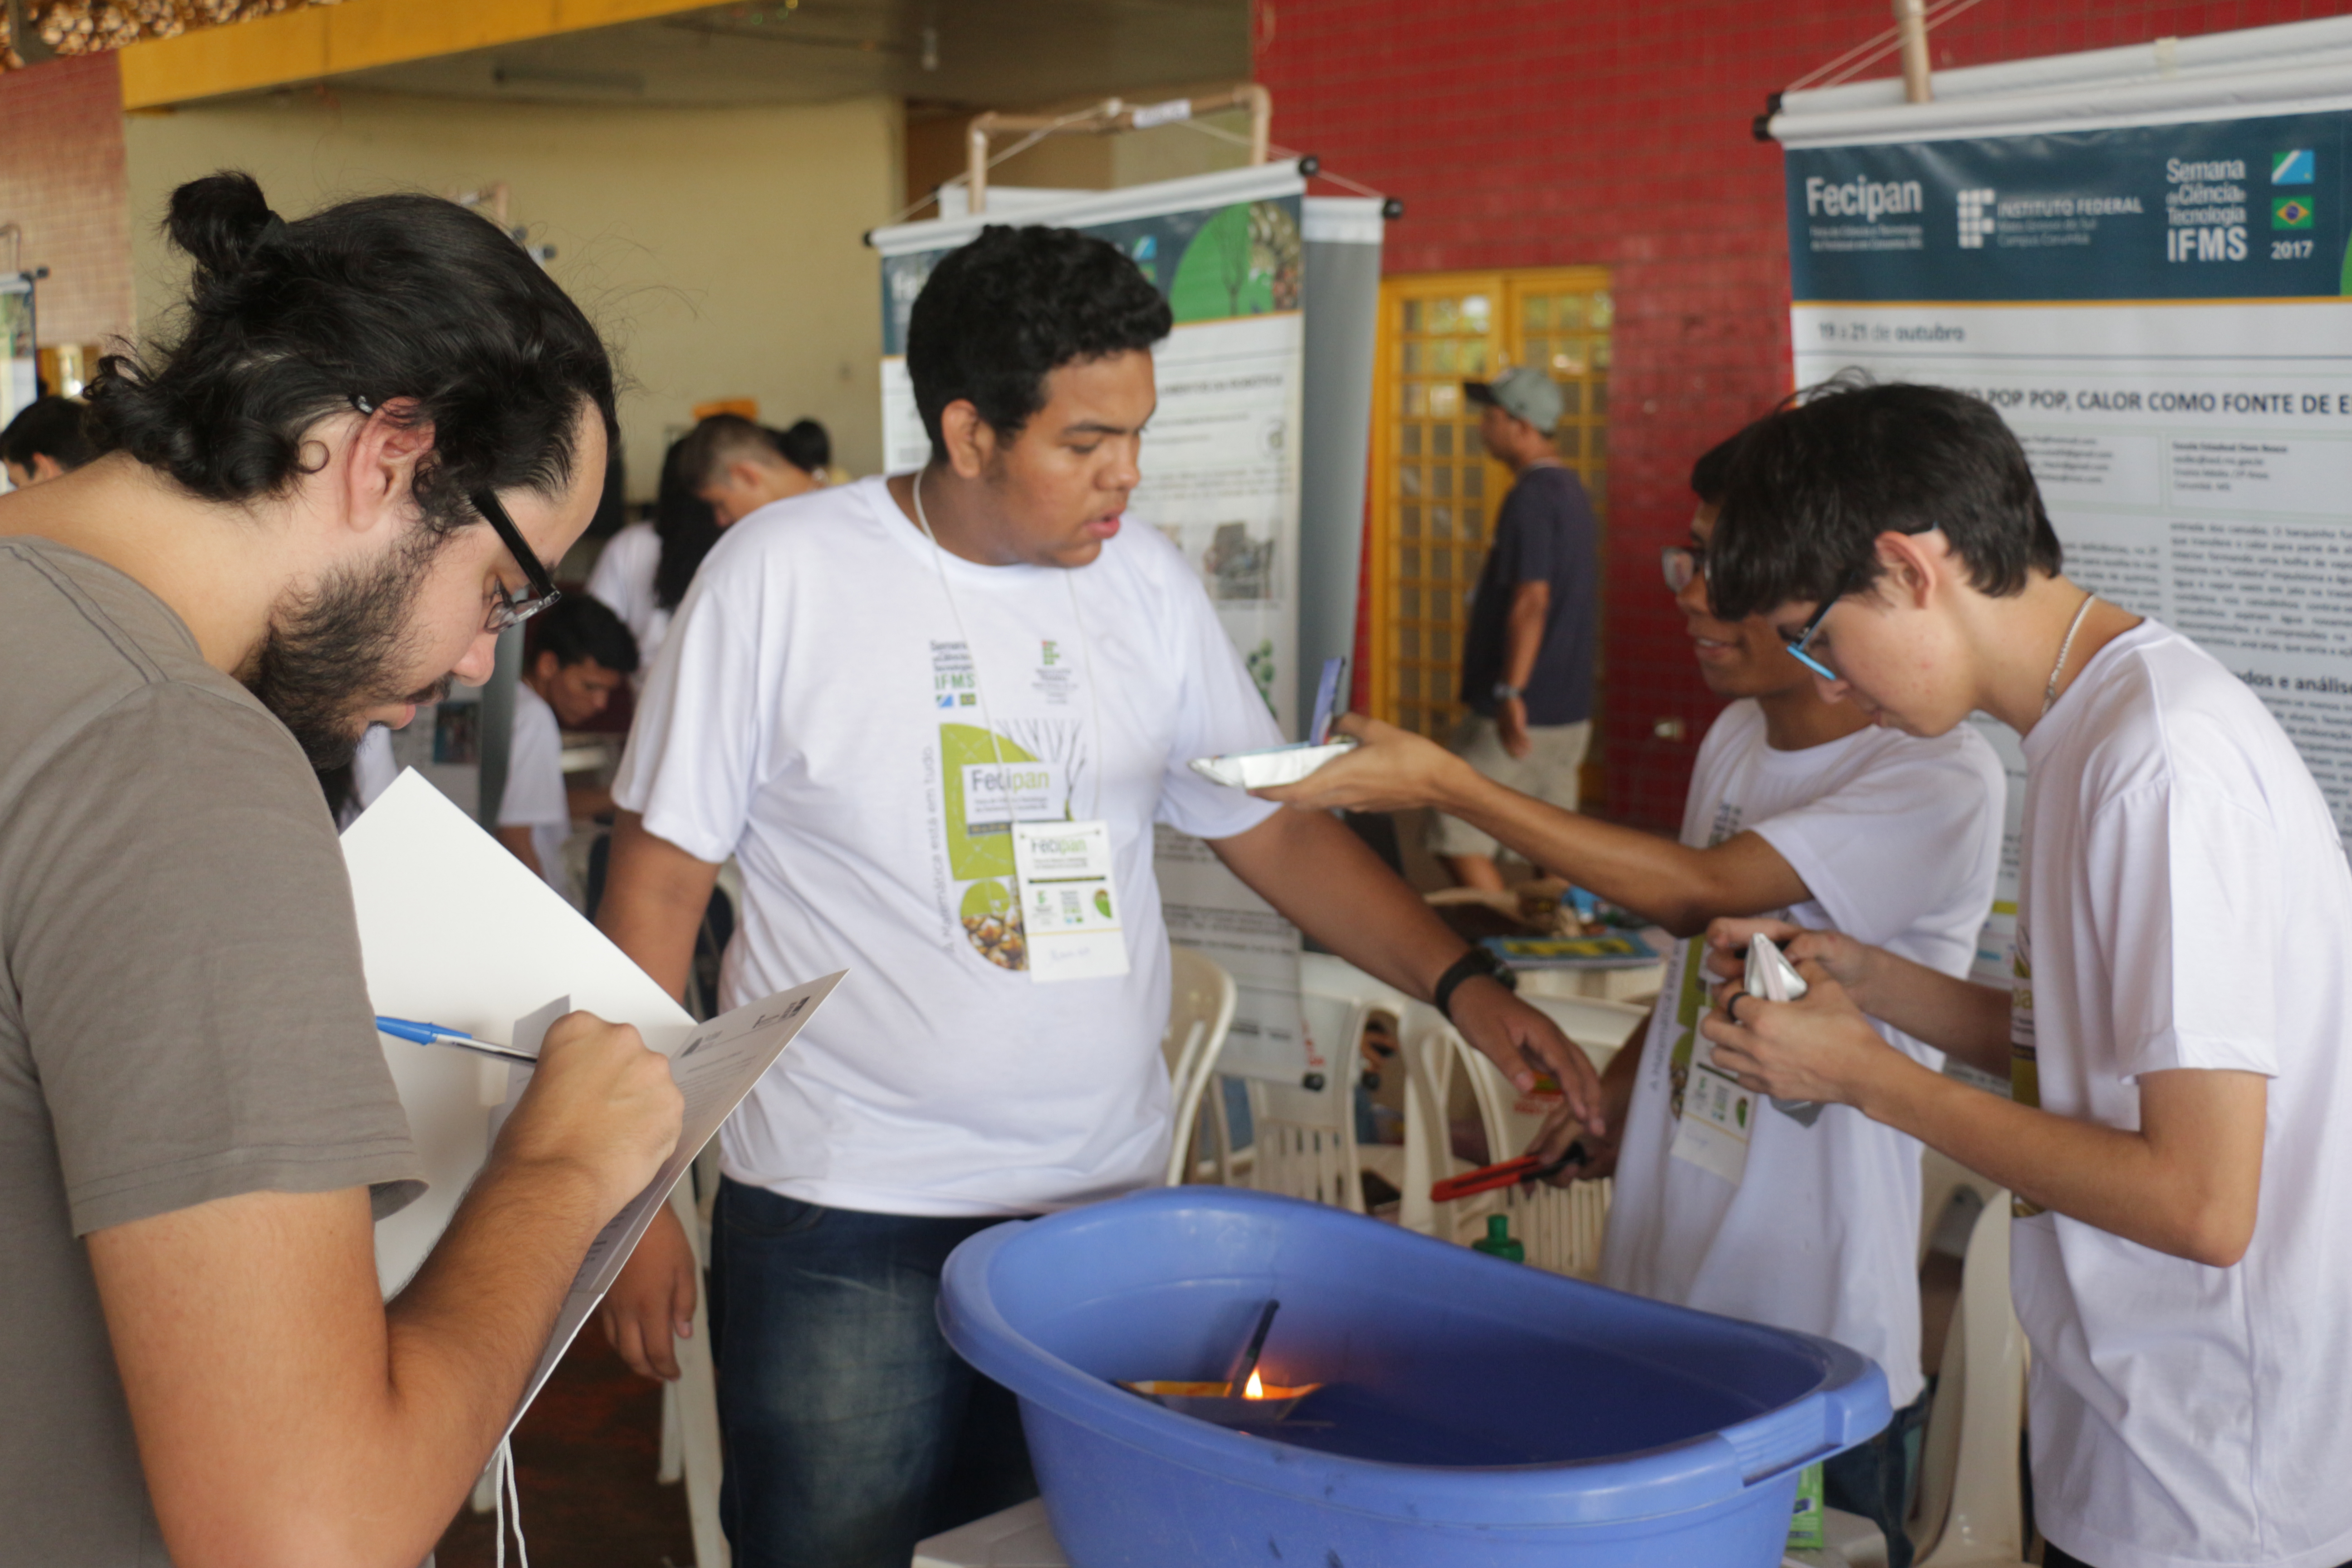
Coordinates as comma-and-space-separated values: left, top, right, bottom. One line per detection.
1465, 365, 1563, 434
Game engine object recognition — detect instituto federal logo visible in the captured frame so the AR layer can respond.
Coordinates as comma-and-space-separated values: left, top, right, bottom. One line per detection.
1957, 188, 1996, 249
2273, 148, 2316, 185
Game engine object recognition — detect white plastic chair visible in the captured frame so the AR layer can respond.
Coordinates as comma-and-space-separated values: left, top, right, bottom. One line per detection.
1806, 1150, 2029, 1568
1908, 1159, 2029, 1568
1421, 993, 1644, 1277
1205, 955, 1412, 1212
1161, 946, 1238, 1185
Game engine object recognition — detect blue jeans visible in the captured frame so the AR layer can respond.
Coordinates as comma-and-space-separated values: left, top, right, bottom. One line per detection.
707, 1180, 1038, 1568
1823, 1390, 1927, 1568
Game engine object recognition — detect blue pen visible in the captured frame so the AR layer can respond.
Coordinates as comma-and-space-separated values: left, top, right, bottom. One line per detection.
374, 1016, 539, 1065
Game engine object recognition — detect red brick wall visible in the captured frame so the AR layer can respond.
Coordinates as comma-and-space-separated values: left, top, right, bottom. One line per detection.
1260, 0, 2342, 829
0, 52, 134, 351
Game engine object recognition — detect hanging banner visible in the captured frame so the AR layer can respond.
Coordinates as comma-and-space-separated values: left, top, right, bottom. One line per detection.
871, 162, 1321, 1083
1771, 20, 2352, 979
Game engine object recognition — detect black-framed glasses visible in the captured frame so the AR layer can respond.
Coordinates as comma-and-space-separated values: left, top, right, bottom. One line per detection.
1779, 559, 1865, 681
1661, 544, 1706, 593
470, 488, 562, 632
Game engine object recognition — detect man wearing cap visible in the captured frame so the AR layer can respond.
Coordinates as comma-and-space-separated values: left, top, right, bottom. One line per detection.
1436, 365, 1599, 891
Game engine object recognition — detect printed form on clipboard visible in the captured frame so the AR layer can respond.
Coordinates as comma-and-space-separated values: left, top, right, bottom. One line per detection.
341, 769, 844, 1441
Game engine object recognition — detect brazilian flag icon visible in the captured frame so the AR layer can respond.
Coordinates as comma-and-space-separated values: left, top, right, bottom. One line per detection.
2273, 196, 2315, 229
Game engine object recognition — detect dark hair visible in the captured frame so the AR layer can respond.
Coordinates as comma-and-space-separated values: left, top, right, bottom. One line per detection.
767, 417, 829, 475
529, 591, 638, 676
675, 412, 781, 493
88, 171, 616, 535
652, 435, 721, 612
906, 224, 1170, 461
1706, 378, 2063, 621
1, 395, 99, 474
1688, 421, 1760, 507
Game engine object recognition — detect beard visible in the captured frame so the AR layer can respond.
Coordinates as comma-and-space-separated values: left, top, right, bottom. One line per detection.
240, 527, 454, 770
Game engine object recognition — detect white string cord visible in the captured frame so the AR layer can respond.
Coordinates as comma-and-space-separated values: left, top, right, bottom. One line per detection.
490, 1437, 529, 1568
885, 106, 1393, 225
910, 470, 1104, 820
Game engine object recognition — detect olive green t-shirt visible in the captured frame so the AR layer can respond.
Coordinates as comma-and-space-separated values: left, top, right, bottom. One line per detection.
0, 537, 423, 1564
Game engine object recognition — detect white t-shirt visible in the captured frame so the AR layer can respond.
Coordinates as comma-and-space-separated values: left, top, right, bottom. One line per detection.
1599, 701, 2004, 1408
612, 476, 1283, 1217
2009, 620, 2352, 1568
334, 725, 401, 830
584, 521, 671, 678
498, 682, 573, 905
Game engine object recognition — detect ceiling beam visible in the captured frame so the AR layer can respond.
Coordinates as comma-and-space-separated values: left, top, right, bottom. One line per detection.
119, 0, 718, 110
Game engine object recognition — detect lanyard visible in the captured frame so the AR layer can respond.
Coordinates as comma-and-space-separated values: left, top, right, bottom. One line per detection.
911, 470, 1106, 821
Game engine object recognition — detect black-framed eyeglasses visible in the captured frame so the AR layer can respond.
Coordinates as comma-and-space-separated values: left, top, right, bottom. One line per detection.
1661, 544, 1706, 593
1779, 559, 1865, 681
470, 488, 563, 632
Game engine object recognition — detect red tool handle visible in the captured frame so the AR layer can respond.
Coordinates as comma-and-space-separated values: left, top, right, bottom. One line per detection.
1430, 1155, 1542, 1203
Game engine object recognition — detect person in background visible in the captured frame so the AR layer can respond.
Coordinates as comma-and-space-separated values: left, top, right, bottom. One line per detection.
1696, 380, 2352, 1568
1263, 424, 2003, 1563
2, 394, 98, 487
594, 223, 1604, 1568
682, 412, 822, 527
588, 417, 827, 676
1432, 364, 1599, 890
0, 171, 680, 1568
495, 593, 639, 903
765, 417, 831, 490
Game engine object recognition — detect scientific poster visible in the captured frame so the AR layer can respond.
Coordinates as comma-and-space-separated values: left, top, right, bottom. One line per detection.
872, 164, 1317, 1081
1775, 55, 2352, 976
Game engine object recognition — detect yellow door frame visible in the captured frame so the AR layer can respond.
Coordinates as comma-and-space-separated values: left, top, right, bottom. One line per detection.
1366, 266, 1612, 751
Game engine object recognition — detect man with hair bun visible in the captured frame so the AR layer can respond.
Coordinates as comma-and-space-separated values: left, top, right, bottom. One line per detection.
1695, 378, 2352, 1568
0, 171, 682, 1567
596, 221, 1605, 1568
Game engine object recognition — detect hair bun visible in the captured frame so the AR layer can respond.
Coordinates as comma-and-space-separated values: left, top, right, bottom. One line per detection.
167, 171, 283, 276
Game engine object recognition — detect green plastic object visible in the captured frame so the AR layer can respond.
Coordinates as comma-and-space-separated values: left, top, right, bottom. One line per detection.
1472, 1214, 1525, 1264
1786, 1461, 1826, 1552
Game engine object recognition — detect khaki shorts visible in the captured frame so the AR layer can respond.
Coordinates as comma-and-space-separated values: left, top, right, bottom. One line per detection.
1426, 715, 1591, 861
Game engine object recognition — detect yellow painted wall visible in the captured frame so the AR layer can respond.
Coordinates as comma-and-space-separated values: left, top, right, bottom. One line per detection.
124, 89, 899, 493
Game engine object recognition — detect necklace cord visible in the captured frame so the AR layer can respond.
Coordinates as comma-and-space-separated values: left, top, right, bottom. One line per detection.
910, 469, 1105, 822
2043, 591, 2098, 717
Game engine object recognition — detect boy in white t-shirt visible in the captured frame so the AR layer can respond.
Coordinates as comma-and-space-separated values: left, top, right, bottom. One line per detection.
1699, 381, 2352, 1568
592, 224, 1605, 1568
1267, 429, 2004, 1564
492, 593, 636, 904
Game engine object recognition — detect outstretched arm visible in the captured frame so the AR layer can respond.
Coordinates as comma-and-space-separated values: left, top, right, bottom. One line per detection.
1208, 805, 1603, 1134
1258, 715, 1810, 936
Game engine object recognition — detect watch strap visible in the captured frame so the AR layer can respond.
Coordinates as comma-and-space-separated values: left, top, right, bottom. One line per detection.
1433, 946, 1516, 1022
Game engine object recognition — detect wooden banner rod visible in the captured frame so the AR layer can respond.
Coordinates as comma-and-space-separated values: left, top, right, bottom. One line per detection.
965, 83, 1273, 215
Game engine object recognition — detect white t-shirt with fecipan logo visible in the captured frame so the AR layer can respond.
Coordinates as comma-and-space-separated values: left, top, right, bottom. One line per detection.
612, 477, 1282, 1217
1600, 700, 2004, 1409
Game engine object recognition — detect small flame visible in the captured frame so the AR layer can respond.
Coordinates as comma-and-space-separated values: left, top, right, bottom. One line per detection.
1244, 1370, 1265, 1400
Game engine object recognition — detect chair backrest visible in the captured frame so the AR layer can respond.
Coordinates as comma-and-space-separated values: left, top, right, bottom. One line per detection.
1911, 1174, 2028, 1567
1217, 956, 1417, 1211
1439, 1032, 1617, 1276
1161, 946, 1238, 1186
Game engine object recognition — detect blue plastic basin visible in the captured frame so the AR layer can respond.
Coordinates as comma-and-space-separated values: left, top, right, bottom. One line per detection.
940, 1188, 1888, 1567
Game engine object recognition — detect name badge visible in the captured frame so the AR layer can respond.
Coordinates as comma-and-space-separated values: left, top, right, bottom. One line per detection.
1669, 1061, 1753, 1186
1010, 819, 1129, 983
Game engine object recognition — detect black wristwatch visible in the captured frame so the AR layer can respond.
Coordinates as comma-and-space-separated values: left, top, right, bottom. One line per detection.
1433, 946, 1517, 1022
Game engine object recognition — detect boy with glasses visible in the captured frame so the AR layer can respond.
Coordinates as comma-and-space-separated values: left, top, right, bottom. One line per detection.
1696, 379, 2352, 1568
1264, 424, 2004, 1563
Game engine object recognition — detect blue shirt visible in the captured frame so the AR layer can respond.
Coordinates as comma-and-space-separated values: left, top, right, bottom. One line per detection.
1458, 464, 1597, 726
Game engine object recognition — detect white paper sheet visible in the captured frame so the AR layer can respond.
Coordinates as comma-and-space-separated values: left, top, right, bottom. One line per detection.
341, 769, 843, 1437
